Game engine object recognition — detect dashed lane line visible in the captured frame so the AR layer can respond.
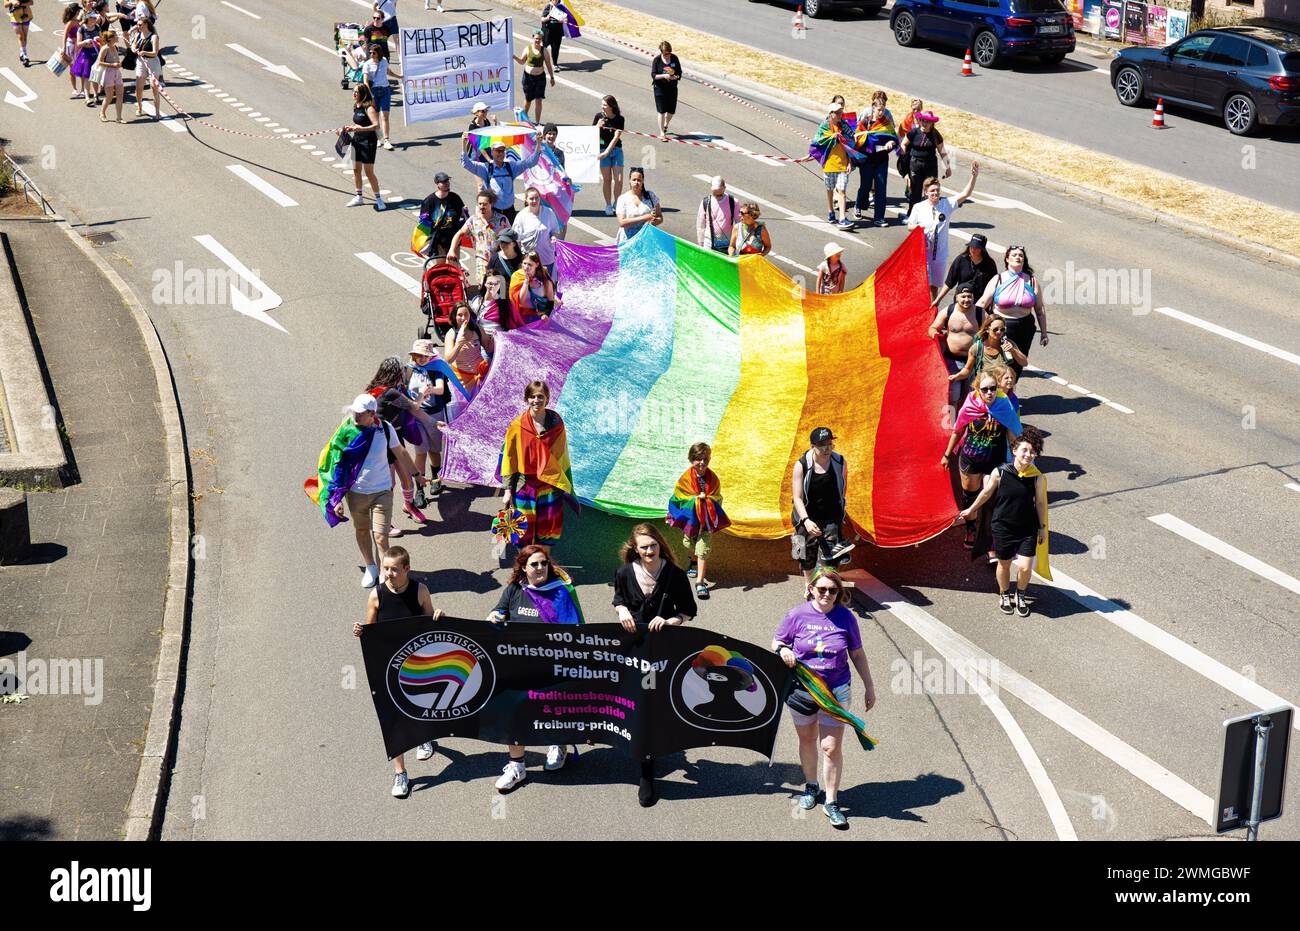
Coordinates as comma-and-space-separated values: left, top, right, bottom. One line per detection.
226, 164, 299, 207
221, 1, 262, 18
1022, 365, 1134, 415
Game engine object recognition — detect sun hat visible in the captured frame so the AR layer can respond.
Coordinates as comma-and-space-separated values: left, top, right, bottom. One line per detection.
823, 242, 844, 259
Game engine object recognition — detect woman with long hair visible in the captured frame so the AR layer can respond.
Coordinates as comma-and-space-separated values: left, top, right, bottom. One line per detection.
486, 543, 585, 790
343, 83, 384, 210
500, 380, 573, 549
364, 357, 434, 531
509, 251, 559, 325
976, 245, 1048, 374
612, 522, 697, 806
594, 94, 625, 215
442, 302, 493, 419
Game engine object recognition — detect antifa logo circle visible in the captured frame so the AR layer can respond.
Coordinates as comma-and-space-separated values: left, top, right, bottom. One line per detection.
668, 645, 779, 733
386, 632, 496, 722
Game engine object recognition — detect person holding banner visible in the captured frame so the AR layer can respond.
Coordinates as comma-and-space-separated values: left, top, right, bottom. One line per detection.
773, 568, 877, 830
353, 545, 444, 799
486, 544, 585, 790
460, 136, 543, 224
615, 167, 662, 244
613, 523, 697, 807
513, 29, 555, 124
696, 176, 740, 253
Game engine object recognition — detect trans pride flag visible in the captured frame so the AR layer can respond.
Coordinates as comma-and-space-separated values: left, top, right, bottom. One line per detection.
441, 227, 956, 545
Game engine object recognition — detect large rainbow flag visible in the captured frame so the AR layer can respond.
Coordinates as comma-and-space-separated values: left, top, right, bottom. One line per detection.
440, 227, 956, 545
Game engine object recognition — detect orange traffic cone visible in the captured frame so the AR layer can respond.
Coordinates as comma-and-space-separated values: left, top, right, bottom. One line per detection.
961, 48, 974, 76
1152, 98, 1166, 128
793, 5, 805, 31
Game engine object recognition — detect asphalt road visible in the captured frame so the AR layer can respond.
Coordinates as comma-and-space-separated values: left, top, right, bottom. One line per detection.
605, 0, 1300, 212
2, 0, 1297, 841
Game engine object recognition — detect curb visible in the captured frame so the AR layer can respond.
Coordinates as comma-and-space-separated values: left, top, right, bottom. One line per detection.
524, 3, 1300, 271
52, 215, 192, 842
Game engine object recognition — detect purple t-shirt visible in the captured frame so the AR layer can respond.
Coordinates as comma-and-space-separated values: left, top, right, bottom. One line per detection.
775, 603, 862, 690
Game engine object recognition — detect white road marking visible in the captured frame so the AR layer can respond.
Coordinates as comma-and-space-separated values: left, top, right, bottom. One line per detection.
28, 22, 42, 32
948, 188, 1059, 223
558, 45, 598, 59
221, 1, 262, 18
141, 100, 187, 133
1047, 569, 1299, 733
1154, 306, 1300, 369
694, 175, 871, 248
1, 67, 38, 111
1149, 513, 1300, 597
1286, 483, 1300, 494
771, 254, 815, 275
226, 165, 299, 207
255, 116, 271, 123
1023, 365, 1134, 414
193, 235, 286, 332
355, 252, 421, 295
844, 567, 1215, 825
565, 216, 615, 245
683, 134, 787, 168
225, 43, 303, 82
301, 37, 338, 56
239, 107, 253, 112
554, 75, 604, 100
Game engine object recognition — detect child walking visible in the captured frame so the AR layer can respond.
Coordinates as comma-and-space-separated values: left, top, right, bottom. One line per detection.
666, 442, 730, 600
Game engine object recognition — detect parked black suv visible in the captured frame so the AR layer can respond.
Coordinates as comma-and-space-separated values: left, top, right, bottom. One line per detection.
1110, 26, 1300, 135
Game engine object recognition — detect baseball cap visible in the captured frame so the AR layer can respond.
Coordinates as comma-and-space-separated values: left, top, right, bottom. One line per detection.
968, 233, 988, 250
350, 394, 378, 414
497, 229, 518, 244
827, 101, 843, 113
956, 282, 976, 296
472, 102, 489, 113
810, 427, 835, 445
433, 171, 451, 183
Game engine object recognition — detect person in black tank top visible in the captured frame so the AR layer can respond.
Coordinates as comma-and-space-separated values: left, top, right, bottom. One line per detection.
959, 426, 1047, 618
345, 84, 385, 210
352, 547, 444, 797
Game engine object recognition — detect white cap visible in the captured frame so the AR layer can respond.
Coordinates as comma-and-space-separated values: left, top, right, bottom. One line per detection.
709, 175, 725, 192
472, 102, 489, 113
824, 242, 844, 259
350, 394, 378, 414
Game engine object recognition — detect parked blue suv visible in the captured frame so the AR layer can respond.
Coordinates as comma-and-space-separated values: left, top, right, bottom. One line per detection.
891, 0, 1076, 68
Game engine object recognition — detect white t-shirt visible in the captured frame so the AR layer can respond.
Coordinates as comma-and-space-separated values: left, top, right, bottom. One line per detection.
907, 195, 960, 285
375, 0, 399, 19
351, 421, 400, 495
615, 190, 660, 244
363, 57, 389, 87
512, 205, 561, 266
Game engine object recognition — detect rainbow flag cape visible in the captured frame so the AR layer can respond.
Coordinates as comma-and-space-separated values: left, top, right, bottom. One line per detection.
410, 197, 465, 257
497, 411, 575, 498
793, 663, 877, 751
442, 227, 955, 544
807, 117, 867, 167
666, 467, 731, 539
855, 113, 898, 154
954, 387, 1022, 440
304, 417, 378, 528
523, 566, 585, 624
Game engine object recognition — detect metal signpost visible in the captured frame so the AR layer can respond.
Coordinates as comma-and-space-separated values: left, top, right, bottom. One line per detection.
1213, 706, 1292, 839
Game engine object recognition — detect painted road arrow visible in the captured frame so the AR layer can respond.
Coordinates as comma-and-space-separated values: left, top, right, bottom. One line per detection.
194, 235, 287, 333
224, 43, 303, 82
0, 67, 38, 111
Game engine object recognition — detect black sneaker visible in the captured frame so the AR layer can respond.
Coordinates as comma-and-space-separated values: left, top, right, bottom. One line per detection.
998, 591, 1013, 615
827, 540, 855, 562
429, 479, 443, 498
1015, 591, 1030, 618
412, 484, 428, 509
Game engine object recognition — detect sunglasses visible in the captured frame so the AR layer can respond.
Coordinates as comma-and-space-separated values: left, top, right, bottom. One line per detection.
813, 586, 840, 595
979, 386, 998, 393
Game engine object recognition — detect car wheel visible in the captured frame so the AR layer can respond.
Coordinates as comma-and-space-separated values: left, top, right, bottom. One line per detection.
973, 30, 1001, 68
893, 11, 919, 47
1114, 65, 1144, 107
1224, 94, 1257, 136
805, 0, 826, 17
1040, 52, 1066, 65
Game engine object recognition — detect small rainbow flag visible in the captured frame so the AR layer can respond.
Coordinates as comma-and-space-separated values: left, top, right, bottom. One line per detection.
793, 663, 877, 751
398, 649, 477, 693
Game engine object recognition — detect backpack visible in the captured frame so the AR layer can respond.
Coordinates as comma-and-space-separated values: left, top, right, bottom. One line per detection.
702, 194, 735, 252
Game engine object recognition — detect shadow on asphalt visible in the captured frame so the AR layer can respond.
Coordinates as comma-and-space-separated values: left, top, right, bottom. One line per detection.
555, 59, 611, 74
1019, 393, 1102, 417
410, 567, 498, 596
0, 815, 52, 841
12, 542, 67, 566
837, 771, 966, 823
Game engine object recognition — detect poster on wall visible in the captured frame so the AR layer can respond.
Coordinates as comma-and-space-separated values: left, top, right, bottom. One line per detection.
1166, 8, 1190, 42
1147, 5, 1169, 46
1083, 0, 1104, 36
1102, 0, 1124, 40
1068, 0, 1084, 29
1124, 0, 1149, 44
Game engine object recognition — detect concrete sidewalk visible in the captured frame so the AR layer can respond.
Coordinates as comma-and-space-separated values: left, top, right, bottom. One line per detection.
0, 215, 179, 840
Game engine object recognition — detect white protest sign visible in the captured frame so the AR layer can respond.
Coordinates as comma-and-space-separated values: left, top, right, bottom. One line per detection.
401, 18, 514, 125
554, 125, 600, 183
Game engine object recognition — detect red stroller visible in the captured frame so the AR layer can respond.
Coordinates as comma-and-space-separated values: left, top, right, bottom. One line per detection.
419, 257, 468, 341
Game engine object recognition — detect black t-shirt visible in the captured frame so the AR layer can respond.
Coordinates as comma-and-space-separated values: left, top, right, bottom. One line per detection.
418, 191, 467, 256
806, 466, 841, 526
991, 464, 1040, 536
493, 583, 546, 623
594, 112, 625, 149
491, 249, 523, 281
362, 24, 390, 58
944, 251, 999, 298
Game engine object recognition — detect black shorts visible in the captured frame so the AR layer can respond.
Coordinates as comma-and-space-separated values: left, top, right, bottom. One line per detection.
523, 71, 546, 101
958, 453, 998, 476
795, 522, 841, 571
992, 531, 1036, 561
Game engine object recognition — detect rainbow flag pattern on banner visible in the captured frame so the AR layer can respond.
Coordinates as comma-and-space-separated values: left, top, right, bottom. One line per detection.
440, 226, 955, 545
399, 649, 477, 694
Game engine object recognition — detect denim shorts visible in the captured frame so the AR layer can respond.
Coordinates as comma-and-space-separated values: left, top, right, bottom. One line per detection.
823, 171, 849, 192
599, 147, 624, 169
372, 84, 392, 113
788, 682, 851, 728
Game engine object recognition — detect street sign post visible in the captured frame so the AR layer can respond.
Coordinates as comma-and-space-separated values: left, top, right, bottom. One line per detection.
1213, 706, 1292, 838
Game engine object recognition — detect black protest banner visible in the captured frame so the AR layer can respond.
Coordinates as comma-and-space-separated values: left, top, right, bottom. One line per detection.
359, 617, 792, 761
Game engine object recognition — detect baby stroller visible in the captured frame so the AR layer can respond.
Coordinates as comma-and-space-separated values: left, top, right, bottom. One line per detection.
335, 23, 365, 90
419, 258, 468, 341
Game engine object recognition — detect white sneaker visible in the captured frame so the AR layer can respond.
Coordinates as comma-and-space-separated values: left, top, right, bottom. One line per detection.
345, 193, 365, 207
604, 203, 615, 216
544, 745, 568, 771
415, 742, 435, 761
361, 564, 379, 588
374, 196, 387, 211
391, 771, 410, 797
380, 138, 394, 151
495, 759, 527, 792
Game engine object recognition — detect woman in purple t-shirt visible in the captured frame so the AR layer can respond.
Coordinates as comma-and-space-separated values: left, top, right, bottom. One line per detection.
772, 568, 877, 830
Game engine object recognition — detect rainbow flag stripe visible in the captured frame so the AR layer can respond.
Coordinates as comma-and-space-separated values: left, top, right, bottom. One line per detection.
793, 663, 877, 752
441, 227, 955, 545
399, 649, 477, 688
